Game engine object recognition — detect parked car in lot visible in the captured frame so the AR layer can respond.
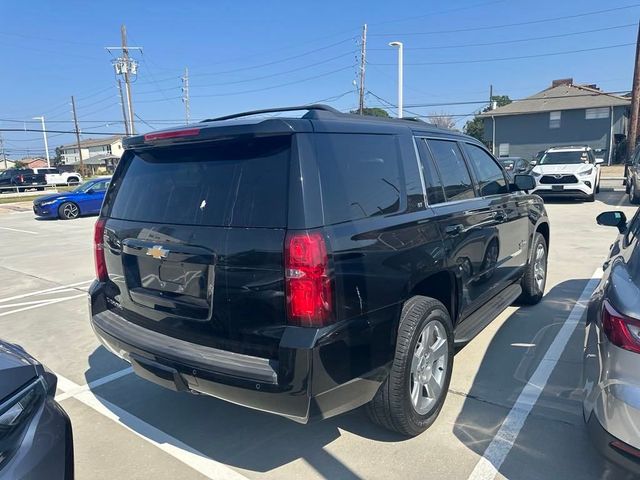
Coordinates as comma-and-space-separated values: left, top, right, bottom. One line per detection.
0, 169, 47, 193
89, 105, 548, 436
530, 146, 602, 202
583, 209, 640, 474
33, 177, 110, 220
0, 339, 73, 479
32, 168, 82, 186
498, 157, 530, 178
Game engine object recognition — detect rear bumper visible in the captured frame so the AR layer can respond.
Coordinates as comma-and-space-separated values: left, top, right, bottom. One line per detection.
587, 413, 640, 475
89, 285, 388, 424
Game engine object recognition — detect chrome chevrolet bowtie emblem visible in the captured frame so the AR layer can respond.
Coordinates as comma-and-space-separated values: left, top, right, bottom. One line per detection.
146, 245, 169, 260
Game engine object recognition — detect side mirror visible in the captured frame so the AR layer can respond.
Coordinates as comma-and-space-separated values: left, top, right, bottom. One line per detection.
513, 174, 536, 192
529, 160, 537, 167
597, 211, 627, 233
595, 158, 605, 165
86, 189, 95, 195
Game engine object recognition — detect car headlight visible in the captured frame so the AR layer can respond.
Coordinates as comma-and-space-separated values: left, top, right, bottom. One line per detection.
0, 377, 47, 468
39, 200, 58, 206
578, 168, 593, 176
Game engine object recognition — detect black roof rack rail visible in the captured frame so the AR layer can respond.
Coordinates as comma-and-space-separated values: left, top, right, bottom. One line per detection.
202, 104, 341, 122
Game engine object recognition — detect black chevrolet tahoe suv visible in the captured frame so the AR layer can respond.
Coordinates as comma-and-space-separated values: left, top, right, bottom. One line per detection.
89, 105, 549, 436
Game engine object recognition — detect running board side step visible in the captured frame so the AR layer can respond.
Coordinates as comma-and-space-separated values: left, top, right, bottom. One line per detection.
454, 283, 522, 346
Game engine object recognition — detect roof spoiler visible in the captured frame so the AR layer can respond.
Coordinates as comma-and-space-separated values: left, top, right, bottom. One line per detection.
202, 104, 341, 122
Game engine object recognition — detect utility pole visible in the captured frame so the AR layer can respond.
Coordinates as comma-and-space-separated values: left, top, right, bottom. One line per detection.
358, 24, 367, 115
117, 80, 130, 135
121, 25, 135, 134
182, 67, 191, 124
32, 116, 50, 167
628, 20, 640, 160
0, 134, 6, 170
71, 96, 85, 177
106, 25, 141, 134
489, 84, 495, 156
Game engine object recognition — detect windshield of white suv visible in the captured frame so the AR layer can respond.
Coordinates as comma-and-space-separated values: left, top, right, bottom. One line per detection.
539, 151, 591, 165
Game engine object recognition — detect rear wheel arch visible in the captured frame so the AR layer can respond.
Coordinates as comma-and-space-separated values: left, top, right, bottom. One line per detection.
535, 221, 550, 253
409, 271, 458, 326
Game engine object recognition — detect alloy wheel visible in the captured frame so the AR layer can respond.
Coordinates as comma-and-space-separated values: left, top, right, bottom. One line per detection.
62, 203, 79, 219
409, 320, 448, 415
534, 242, 546, 292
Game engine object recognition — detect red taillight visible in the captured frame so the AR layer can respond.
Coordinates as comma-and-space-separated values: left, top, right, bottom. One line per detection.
285, 231, 333, 327
94, 218, 108, 282
144, 128, 200, 142
602, 300, 640, 354
610, 439, 640, 459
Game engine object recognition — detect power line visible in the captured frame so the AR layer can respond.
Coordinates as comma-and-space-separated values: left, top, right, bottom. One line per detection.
0, 128, 126, 135
133, 36, 358, 86
370, 42, 635, 66
368, 23, 637, 51
136, 64, 355, 103
368, 0, 507, 27
369, 4, 640, 36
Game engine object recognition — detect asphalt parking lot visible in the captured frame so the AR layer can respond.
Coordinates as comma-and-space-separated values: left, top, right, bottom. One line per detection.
0, 181, 637, 480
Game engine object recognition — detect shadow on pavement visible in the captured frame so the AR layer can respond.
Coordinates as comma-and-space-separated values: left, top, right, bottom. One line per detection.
453, 278, 633, 480
84, 346, 403, 479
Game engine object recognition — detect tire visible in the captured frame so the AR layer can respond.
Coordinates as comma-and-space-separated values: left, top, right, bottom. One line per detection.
67, 177, 79, 186
518, 232, 547, 305
630, 182, 640, 205
595, 181, 600, 194
58, 202, 79, 220
366, 296, 454, 437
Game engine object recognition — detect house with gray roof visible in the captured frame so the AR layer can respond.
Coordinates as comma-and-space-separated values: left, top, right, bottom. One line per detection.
480, 79, 630, 163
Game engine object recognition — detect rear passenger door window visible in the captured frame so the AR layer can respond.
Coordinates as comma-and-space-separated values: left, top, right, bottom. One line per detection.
316, 134, 405, 225
463, 143, 509, 196
426, 139, 475, 202
416, 139, 446, 205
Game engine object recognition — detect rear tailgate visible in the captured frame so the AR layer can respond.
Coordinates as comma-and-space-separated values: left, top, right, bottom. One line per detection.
101, 135, 292, 359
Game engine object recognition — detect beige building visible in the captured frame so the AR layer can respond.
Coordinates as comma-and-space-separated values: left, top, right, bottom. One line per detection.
59, 136, 124, 170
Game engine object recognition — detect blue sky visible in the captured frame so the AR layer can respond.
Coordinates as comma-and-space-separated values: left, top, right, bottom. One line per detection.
1, 0, 638, 158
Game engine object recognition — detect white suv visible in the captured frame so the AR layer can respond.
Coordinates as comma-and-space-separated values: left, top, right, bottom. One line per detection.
530, 146, 603, 202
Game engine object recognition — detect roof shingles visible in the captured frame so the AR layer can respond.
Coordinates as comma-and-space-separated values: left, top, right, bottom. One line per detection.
480, 83, 630, 117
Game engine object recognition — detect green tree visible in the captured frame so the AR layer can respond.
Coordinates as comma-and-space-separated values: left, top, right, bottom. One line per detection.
14, 160, 28, 168
53, 146, 64, 166
350, 107, 390, 118
464, 95, 512, 145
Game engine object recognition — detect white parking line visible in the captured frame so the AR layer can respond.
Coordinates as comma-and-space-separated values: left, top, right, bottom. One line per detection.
0, 226, 38, 235
55, 367, 133, 402
0, 293, 86, 318
467, 269, 602, 480
0, 280, 93, 303
55, 372, 250, 480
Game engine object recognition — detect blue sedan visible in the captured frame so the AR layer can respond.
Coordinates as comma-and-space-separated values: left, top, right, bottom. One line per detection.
33, 177, 111, 220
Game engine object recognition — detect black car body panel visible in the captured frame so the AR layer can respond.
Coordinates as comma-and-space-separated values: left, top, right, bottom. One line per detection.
0, 169, 47, 190
90, 106, 549, 423
0, 340, 73, 479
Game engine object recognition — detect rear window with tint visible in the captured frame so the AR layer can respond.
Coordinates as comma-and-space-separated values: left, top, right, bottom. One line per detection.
315, 133, 404, 225
107, 135, 290, 227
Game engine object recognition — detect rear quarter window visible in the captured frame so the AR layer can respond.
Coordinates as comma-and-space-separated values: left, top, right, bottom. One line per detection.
105, 135, 291, 228
315, 133, 405, 225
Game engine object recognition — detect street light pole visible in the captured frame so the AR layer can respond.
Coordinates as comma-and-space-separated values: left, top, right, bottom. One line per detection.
33, 116, 50, 167
389, 41, 404, 118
